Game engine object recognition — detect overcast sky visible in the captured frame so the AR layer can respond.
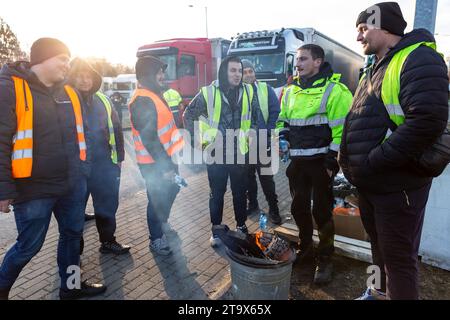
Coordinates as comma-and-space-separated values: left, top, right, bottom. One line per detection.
2, 0, 449, 66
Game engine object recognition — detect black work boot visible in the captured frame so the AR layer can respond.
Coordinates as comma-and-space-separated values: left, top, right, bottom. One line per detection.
99, 240, 131, 255
59, 280, 107, 300
84, 213, 95, 221
246, 205, 260, 217
0, 288, 10, 300
314, 256, 333, 285
268, 208, 282, 225
294, 242, 314, 265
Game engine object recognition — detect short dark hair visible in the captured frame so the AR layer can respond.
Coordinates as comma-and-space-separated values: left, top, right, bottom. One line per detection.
227, 56, 242, 65
298, 44, 325, 62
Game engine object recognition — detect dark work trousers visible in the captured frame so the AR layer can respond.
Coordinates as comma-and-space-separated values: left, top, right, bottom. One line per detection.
207, 164, 248, 228
141, 165, 180, 241
286, 158, 335, 258
247, 163, 279, 213
80, 160, 121, 253
358, 182, 432, 300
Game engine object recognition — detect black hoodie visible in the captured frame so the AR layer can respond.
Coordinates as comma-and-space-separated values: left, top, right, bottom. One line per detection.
184, 56, 259, 157
339, 29, 449, 193
0, 61, 91, 203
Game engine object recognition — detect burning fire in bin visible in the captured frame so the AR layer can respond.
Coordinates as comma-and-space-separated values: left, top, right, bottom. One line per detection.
213, 225, 293, 262
254, 231, 292, 262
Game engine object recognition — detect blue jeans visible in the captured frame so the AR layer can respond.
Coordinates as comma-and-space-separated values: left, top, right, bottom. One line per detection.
0, 177, 87, 290
84, 160, 120, 243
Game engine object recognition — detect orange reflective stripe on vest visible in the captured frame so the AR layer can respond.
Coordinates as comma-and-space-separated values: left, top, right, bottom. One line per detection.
64, 85, 87, 161
11, 77, 86, 178
128, 88, 184, 164
11, 76, 33, 178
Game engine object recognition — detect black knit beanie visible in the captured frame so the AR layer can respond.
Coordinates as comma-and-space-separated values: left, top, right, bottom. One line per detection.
30, 38, 71, 66
135, 56, 167, 81
356, 2, 407, 36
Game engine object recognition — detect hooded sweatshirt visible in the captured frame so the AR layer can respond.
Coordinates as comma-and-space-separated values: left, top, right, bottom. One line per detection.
67, 58, 124, 163
184, 56, 259, 157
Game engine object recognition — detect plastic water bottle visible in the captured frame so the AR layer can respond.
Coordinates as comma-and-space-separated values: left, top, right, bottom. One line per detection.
279, 139, 289, 163
259, 213, 268, 231
335, 198, 345, 208
173, 174, 188, 188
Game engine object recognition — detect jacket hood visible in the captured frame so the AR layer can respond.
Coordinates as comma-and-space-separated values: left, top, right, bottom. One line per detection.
0, 61, 34, 82
135, 56, 167, 94
218, 56, 243, 92
297, 61, 334, 89
67, 58, 102, 95
385, 28, 436, 60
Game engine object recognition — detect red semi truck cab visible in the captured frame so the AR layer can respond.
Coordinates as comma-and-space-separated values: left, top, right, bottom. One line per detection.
137, 38, 231, 105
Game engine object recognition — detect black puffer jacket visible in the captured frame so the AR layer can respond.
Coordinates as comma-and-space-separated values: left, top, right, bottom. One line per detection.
0, 61, 91, 203
339, 29, 449, 193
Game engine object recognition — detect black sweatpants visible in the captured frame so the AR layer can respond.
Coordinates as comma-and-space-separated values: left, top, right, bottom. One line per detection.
358, 182, 432, 300
287, 158, 335, 258
207, 164, 248, 228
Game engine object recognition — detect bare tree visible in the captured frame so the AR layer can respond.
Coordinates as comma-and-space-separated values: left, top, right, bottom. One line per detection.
0, 17, 26, 65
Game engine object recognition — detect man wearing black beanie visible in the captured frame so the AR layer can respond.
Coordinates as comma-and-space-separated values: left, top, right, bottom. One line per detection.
339, 2, 449, 300
0, 38, 106, 300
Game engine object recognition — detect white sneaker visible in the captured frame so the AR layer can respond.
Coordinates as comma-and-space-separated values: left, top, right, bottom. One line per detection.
355, 287, 387, 300
210, 234, 221, 248
162, 222, 175, 233
150, 235, 172, 256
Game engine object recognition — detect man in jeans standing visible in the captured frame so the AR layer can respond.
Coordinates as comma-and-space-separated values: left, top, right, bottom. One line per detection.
68, 58, 130, 255
0, 38, 106, 300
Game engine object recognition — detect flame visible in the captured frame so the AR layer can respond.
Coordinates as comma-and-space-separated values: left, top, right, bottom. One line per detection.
255, 231, 267, 251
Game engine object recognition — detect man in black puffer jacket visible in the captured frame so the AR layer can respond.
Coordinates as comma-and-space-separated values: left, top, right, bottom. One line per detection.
339, 2, 449, 300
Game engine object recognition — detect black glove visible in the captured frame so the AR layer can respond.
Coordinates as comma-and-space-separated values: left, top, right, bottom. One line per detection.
324, 150, 339, 175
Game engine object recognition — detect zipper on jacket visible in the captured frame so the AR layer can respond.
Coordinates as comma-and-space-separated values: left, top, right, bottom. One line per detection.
22, 81, 29, 111
403, 190, 410, 206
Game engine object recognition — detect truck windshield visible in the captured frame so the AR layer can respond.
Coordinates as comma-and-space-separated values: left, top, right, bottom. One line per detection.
113, 82, 135, 91
238, 53, 284, 74
157, 54, 177, 81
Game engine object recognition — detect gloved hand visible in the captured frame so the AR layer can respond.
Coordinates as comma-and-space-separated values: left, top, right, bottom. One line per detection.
324, 150, 339, 176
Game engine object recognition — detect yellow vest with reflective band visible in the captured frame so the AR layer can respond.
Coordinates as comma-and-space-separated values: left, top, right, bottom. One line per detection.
11, 77, 86, 178
381, 42, 437, 140
95, 92, 118, 164
277, 73, 350, 155
128, 88, 184, 164
163, 88, 182, 110
199, 83, 254, 155
256, 81, 269, 124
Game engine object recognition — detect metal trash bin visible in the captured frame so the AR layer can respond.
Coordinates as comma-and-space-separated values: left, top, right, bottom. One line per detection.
226, 247, 296, 300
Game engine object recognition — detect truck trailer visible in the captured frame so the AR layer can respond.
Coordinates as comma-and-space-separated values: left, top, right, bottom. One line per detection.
227, 28, 364, 95
136, 38, 231, 104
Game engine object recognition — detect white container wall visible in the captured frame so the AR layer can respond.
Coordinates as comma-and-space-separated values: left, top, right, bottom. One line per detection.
420, 165, 450, 271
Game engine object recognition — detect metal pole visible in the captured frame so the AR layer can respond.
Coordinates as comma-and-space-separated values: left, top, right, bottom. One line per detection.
205, 6, 209, 38
413, 0, 438, 34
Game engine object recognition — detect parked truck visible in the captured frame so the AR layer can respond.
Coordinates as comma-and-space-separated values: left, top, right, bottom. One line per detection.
136, 38, 231, 104
112, 74, 137, 104
227, 28, 364, 95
